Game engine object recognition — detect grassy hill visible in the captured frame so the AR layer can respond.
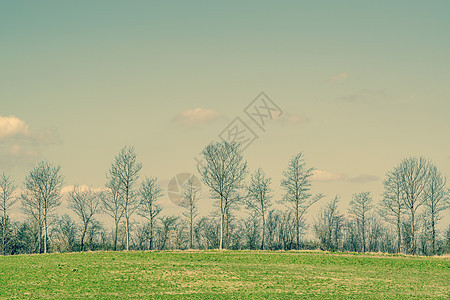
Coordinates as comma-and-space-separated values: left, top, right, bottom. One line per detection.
0, 250, 448, 299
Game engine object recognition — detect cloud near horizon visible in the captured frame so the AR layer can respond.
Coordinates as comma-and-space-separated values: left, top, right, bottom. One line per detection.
174, 108, 222, 125
347, 174, 380, 183
311, 170, 347, 182
274, 113, 309, 125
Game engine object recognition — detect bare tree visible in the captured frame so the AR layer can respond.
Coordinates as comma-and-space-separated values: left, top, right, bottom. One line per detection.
108, 146, 142, 251
423, 163, 449, 255
246, 168, 272, 250
21, 161, 63, 254
314, 196, 343, 251
0, 173, 16, 255
197, 141, 247, 250
68, 186, 101, 251
100, 175, 124, 251
349, 192, 373, 252
138, 177, 163, 250
379, 167, 405, 253
397, 157, 430, 254
181, 175, 200, 249
281, 153, 323, 249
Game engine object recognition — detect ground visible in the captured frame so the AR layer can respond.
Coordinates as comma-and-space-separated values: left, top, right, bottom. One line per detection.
0, 250, 448, 299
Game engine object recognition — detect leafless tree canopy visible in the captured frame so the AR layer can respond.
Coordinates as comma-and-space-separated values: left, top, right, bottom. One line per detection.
108, 146, 142, 251
246, 168, 272, 250
138, 177, 163, 250
21, 161, 63, 254
0, 173, 16, 255
197, 141, 247, 249
281, 153, 323, 248
68, 186, 101, 251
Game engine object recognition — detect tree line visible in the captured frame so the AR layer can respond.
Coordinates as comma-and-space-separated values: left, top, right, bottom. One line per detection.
1, 142, 449, 255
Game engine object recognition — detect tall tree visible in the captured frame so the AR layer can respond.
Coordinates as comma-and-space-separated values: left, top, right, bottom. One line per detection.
68, 186, 101, 251
21, 161, 63, 253
246, 168, 272, 250
349, 192, 373, 252
379, 167, 405, 253
138, 177, 163, 250
281, 153, 323, 249
423, 163, 448, 255
109, 146, 142, 251
197, 141, 247, 250
181, 175, 200, 249
100, 175, 124, 251
0, 173, 17, 255
397, 157, 430, 254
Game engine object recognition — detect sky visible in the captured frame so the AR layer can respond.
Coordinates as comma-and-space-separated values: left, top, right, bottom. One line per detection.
1, 1, 449, 231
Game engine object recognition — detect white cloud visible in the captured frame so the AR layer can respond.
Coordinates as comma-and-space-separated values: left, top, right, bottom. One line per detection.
0, 115, 30, 139
348, 174, 380, 183
329, 72, 348, 83
61, 185, 105, 195
0, 115, 61, 169
174, 108, 222, 125
274, 113, 309, 125
311, 170, 347, 182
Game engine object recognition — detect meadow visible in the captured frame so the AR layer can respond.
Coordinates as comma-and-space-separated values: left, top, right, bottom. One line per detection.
0, 250, 448, 299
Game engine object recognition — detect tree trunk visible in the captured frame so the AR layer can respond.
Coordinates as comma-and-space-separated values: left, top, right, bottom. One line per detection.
2, 210, 6, 255
431, 211, 436, 255
261, 213, 265, 250
80, 224, 88, 252
149, 216, 153, 251
397, 210, 401, 253
125, 212, 130, 251
114, 220, 119, 251
410, 208, 415, 255
190, 210, 193, 249
43, 215, 48, 254
362, 216, 366, 252
295, 201, 299, 249
219, 196, 224, 250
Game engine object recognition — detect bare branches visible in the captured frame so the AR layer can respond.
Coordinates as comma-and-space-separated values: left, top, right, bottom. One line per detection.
138, 177, 163, 250
68, 185, 101, 251
281, 153, 323, 248
21, 161, 63, 253
0, 173, 17, 255
246, 168, 273, 250
108, 146, 142, 251
197, 141, 247, 249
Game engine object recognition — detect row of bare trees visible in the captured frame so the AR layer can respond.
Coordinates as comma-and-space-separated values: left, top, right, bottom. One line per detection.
0, 142, 449, 255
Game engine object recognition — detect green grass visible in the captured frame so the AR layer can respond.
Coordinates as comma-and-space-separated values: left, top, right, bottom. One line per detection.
0, 250, 449, 299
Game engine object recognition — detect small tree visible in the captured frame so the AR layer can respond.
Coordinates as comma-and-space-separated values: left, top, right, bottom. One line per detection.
68, 186, 101, 251
0, 173, 16, 255
246, 168, 272, 250
423, 163, 448, 255
108, 146, 142, 251
380, 168, 405, 253
181, 175, 200, 249
100, 175, 124, 251
21, 161, 63, 254
314, 196, 343, 251
138, 177, 163, 250
281, 153, 323, 249
349, 192, 373, 252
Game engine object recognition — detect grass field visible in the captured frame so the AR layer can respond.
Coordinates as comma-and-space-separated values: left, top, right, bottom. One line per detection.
0, 250, 448, 299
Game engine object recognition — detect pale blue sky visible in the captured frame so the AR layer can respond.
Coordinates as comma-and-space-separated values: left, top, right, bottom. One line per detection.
1, 1, 449, 226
